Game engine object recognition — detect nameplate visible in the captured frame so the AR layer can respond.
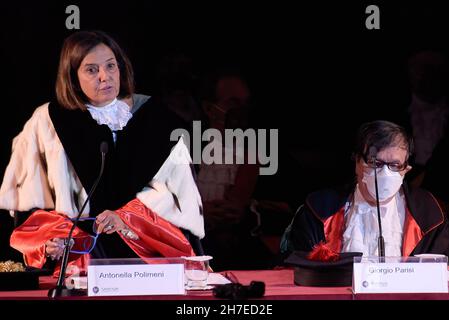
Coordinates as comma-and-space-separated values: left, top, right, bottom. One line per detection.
353, 257, 448, 293
88, 263, 185, 296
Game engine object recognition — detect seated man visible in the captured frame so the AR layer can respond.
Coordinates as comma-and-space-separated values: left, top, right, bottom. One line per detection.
281, 120, 449, 257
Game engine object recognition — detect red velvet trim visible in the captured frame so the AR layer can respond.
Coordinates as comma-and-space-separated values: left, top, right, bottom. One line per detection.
115, 198, 195, 258
426, 192, 446, 233
402, 209, 423, 256
323, 207, 345, 253
10, 198, 195, 277
308, 242, 340, 261
322, 200, 439, 257
10, 210, 92, 275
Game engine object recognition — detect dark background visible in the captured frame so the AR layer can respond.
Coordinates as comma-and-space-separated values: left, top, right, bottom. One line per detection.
1, 1, 449, 261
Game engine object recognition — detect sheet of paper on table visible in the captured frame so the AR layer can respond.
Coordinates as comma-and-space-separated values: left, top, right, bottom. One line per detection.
207, 273, 232, 285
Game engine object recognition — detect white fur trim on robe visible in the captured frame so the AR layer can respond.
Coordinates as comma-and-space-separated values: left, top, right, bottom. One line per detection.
0, 104, 88, 217
137, 137, 205, 239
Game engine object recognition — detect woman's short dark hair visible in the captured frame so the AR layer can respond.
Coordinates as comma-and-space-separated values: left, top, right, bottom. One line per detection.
353, 120, 414, 161
55, 30, 134, 110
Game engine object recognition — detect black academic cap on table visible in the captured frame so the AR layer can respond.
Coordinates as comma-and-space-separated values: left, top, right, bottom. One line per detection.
285, 251, 363, 287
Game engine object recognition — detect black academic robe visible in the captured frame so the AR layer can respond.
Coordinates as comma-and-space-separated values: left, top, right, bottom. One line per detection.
281, 183, 449, 257
48, 97, 203, 258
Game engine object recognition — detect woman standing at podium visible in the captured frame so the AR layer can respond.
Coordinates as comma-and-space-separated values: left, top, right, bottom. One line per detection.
0, 30, 204, 275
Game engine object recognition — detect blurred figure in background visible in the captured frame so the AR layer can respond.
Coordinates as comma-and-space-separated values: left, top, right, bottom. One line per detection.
406, 50, 449, 185
197, 69, 281, 270
154, 52, 204, 124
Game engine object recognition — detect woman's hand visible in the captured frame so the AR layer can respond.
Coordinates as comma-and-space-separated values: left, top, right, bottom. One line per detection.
95, 210, 127, 234
45, 238, 65, 260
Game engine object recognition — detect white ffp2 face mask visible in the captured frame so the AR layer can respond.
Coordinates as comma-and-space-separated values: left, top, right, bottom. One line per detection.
362, 166, 404, 201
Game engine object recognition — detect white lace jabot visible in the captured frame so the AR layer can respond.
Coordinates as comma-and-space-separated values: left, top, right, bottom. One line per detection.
86, 98, 133, 131
341, 185, 405, 257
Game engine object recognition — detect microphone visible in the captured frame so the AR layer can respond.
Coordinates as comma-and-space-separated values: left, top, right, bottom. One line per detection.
48, 141, 108, 298
369, 146, 385, 261
213, 281, 265, 300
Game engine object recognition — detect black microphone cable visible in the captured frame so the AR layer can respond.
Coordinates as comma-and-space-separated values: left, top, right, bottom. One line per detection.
369, 146, 385, 260
48, 141, 108, 298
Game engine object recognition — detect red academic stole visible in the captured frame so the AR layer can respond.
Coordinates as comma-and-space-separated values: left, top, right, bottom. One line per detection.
10, 198, 194, 276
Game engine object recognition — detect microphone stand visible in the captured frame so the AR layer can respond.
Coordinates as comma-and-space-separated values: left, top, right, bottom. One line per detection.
372, 155, 386, 262
48, 142, 108, 298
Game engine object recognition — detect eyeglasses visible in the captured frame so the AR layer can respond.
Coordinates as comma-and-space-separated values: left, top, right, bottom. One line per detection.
68, 217, 99, 255
363, 157, 408, 172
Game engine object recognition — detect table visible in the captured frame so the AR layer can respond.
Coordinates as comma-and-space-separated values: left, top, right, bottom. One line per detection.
0, 269, 448, 300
